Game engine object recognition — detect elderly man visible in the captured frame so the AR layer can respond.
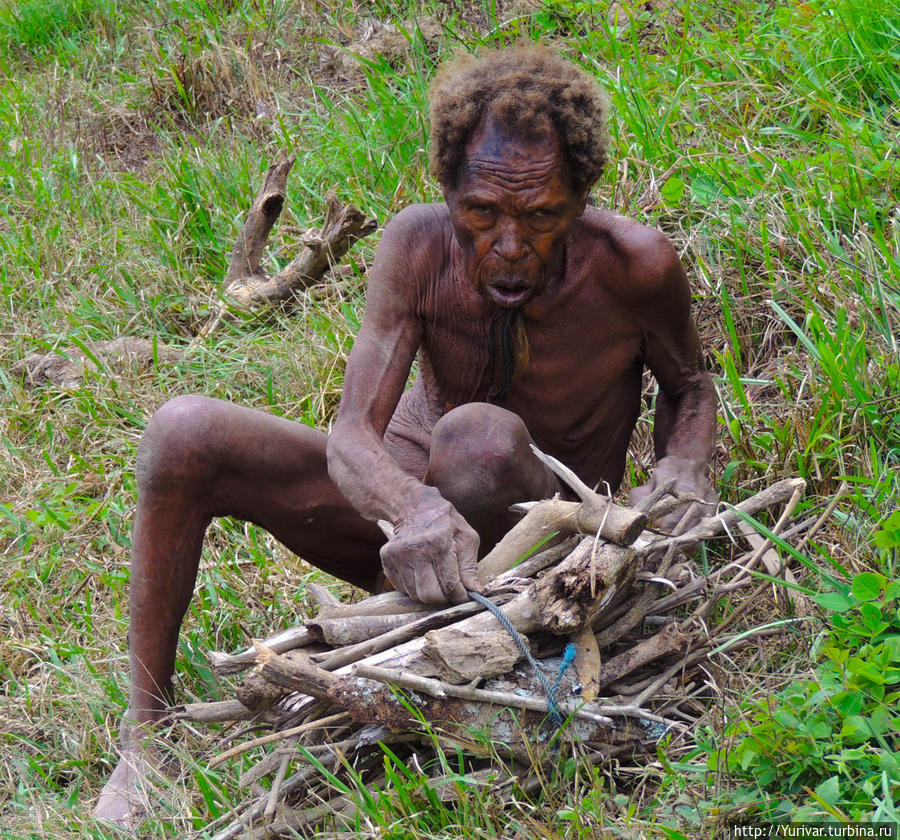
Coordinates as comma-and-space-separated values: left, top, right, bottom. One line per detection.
95, 45, 715, 826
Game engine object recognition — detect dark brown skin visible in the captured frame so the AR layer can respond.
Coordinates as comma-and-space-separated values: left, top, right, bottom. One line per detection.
93, 114, 715, 828
329, 114, 715, 605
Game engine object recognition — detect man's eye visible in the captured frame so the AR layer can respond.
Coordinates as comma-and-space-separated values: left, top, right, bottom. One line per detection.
528, 210, 557, 228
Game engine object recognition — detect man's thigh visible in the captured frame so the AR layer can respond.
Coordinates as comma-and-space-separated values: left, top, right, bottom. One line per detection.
170, 398, 388, 591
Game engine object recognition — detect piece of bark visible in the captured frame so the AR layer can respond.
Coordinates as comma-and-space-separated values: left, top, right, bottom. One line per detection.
528, 539, 636, 634
422, 615, 525, 683
573, 624, 603, 703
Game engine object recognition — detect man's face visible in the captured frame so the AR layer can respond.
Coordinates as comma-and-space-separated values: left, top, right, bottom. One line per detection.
445, 115, 585, 309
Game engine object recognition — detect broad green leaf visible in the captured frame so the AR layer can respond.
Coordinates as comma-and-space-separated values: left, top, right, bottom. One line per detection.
852, 571, 886, 601
740, 747, 758, 771
690, 173, 719, 204
842, 715, 874, 742
814, 775, 841, 806
813, 591, 855, 613
831, 691, 863, 717
660, 175, 685, 204
870, 704, 893, 736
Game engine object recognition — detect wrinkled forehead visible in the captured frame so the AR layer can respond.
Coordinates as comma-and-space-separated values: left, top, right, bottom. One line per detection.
463, 110, 562, 164
454, 112, 572, 193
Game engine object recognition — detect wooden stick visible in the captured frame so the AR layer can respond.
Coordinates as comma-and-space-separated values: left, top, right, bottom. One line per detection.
173, 699, 256, 722
593, 543, 678, 648
225, 154, 294, 284
305, 582, 342, 610
312, 590, 432, 620
529, 444, 601, 503
635, 478, 677, 513
264, 751, 292, 820
209, 626, 314, 675
493, 534, 581, 582
353, 663, 613, 725
634, 478, 806, 558
353, 663, 687, 732
208, 711, 351, 768
307, 612, 431, 646
253, 642, 342, 701
478, 452, 647, 581
594, 620, 690, 691
199, 178, 377, 339
310, 598, 492, 670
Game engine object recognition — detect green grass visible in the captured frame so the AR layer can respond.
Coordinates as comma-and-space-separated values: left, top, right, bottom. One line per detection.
1, 0, 898, 836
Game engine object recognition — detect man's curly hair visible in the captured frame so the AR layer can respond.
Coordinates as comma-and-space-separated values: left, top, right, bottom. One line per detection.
428, 45, 608, 196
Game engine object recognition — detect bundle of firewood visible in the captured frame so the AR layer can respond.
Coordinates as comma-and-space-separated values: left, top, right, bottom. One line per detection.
177, 452, 819, 840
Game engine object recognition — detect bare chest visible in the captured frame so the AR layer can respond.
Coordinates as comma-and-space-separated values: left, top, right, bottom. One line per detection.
417, 266, 644, 439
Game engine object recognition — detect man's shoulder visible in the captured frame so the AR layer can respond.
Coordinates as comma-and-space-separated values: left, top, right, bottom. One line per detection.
382, 202, 451, 245
369, 203, 452, 296
577, 206, 678, 268
575, 207, 684, 300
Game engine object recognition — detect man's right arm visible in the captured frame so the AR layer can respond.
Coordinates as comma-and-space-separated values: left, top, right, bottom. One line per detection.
326, 207, 481, 604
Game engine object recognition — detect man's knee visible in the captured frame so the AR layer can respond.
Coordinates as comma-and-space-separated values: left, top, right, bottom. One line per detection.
136, 395, 220, 491
427, 403, 537, 502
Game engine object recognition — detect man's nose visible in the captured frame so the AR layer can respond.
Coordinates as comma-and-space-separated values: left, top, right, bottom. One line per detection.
493, 218, 527, 261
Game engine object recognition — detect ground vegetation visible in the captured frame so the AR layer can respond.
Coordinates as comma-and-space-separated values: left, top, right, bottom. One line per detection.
1, 0, 898, 836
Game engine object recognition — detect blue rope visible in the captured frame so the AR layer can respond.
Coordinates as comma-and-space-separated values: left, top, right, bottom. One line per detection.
467, 591, 577, 727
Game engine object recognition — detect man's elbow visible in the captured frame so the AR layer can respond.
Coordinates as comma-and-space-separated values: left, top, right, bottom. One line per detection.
325, 419, 355, 487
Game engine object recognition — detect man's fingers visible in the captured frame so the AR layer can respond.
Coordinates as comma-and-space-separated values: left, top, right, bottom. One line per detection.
457, 553, 482, 596
432, 543, 468, 604
413, 561, 446, 605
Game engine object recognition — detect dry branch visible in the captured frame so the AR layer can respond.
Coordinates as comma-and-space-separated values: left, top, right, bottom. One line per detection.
479, 496, 646, 582
17, 157, 375, 388
199, 155, 377, 338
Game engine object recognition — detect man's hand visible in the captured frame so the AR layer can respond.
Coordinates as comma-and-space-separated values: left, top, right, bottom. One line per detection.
380, 493, 482, 604
629, 455, 716, 533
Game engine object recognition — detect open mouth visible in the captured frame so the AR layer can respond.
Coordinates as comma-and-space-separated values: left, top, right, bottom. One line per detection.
486, 283, 532, 308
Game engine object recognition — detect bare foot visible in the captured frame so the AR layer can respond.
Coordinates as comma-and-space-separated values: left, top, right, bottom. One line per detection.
93, 721, 169, 829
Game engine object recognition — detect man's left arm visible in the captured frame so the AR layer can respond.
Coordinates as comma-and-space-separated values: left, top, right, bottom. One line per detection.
630, 238, 717, 530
